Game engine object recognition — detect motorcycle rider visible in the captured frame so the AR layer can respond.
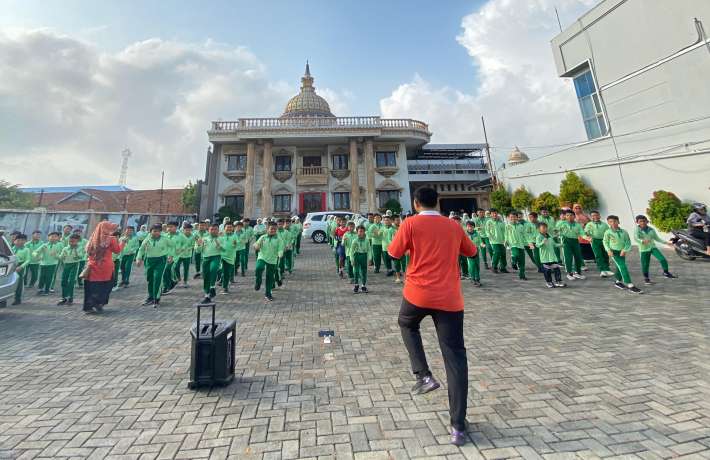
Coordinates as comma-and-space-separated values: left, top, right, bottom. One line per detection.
687, 203, 710, 256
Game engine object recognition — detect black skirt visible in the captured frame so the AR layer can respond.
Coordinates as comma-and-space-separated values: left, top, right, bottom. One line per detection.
83, 280, 113, 311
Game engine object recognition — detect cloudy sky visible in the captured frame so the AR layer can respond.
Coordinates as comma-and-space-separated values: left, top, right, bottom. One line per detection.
0, 0, 598, 189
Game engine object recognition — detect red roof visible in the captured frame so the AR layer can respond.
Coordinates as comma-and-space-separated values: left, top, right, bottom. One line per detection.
34, 188, 188, 214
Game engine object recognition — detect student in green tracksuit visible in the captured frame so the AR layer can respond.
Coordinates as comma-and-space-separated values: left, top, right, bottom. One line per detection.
33, 232, 63, 295
233, 222, 245, 277
111, 231, 122, 289
72, 229, 88, 287
535, 222, 566, 288
634, 215, 675, 284
522, 212, 542, 271
584, 211, 612, 277
557, 210, 586, 280
57, 234, 84, 305
367, 214, 384, 273
192, 221, 208, 279
381, 216, 395, 276
452, 216, 469, 278
350, 225, 370, 293
254, 222, 283, 301
241, 219, 254, 271
505, 212, 528, 280
342, 221, 357, 283
24, 231, 43, 288
175, 223, 196, 287
485, 209, 508, 273
196, 224, 222, 302
218, 223, 239, 293
136, 224, 175, 307
603, 215, 642, 293
464, 221, 483, 286
538, 208, 558, 260
278, 220, 295, 276
117, 226, 139, 288
161, 222, 187, 294
473, 209, 491, 269
10, 234, 31, 305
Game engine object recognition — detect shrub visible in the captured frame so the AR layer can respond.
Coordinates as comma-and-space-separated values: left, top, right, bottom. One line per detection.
511, 186, 534, 211
381, 198, 402, 216
531, 191, 561, 215
490, 185, 513, 216
558, 171, 599, 211
217, 205, 241, 223
647, 190, 692, 232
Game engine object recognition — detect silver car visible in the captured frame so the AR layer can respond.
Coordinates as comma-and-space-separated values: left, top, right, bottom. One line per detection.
302, 212, 364, 243
0, 232, 18, 307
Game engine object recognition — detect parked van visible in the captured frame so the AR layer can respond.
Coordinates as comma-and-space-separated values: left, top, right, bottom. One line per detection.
0, 232, 19, 307
302, 212, 364, 243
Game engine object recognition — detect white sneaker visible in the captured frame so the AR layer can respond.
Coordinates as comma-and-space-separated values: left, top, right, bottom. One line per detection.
566, 274, 575, 281
604, 271, 615, 277
572, 273, 586, 280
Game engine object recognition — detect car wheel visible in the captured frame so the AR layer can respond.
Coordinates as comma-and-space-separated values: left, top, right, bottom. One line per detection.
312, 231, 326, 244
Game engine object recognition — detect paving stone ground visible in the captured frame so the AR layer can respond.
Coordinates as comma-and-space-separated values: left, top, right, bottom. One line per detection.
1, 242, 709, 460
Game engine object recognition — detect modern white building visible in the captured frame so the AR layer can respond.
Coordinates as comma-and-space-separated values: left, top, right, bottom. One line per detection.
499, 0, 710, 220
201, 64, 490, 219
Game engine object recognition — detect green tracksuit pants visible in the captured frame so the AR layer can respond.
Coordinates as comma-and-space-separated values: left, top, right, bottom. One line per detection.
194, 252, 202, 274
77, 261, 85, 286
480, 237, 491, 266
25, 263, 39, 287
510, 247, 526, 279
296, 234, 302, 254
201, 255, 221, 295
14, 267, 24, 303
241, 244, 249, 270
466, 255, 480, 281
590, 238, 610, 272
491, 244, 507, 270
284, 249, 293, 273
221, 260, 234, 290
372, 244, 383, 272
459, 256, 469, 277
525, 246, 540, 269
353, 253, 368, 286
145, 256, 167, 300
563, 237, 583, 274
345, 256, 354, 280
162, 260, 175, 292
610, 250, 632, 284
61, 262, 79, 299
383, 250, 392, 271
174, 257, 190, 283
38, 264, 58, 293
255, 259, 277, 297
112, 259, 120, 287
640, 248, 668, 277
235, 249, 245, 276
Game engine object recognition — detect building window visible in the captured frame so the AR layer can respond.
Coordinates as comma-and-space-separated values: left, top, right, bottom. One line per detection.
573, 70, 608, 140
275, 156, 291, 172
227, 154, 247, 171
273, 194, 292, 212
376, 151, 397, 167
332, 154, 349, 170
224, 195, 244, 215
378, 190, 399, 208
333, 192, 350, 210
303, 156, 322, 167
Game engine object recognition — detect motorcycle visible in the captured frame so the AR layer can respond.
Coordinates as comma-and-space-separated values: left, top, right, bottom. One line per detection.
670, 224, 710, 260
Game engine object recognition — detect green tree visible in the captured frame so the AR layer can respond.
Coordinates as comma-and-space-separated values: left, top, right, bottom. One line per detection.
531, 191, 561, 216
217, 205, 241, 223
381, 198, 402, 216
0, 180, 34, 209
511, 186, 534, 211
181, 181, 199, 213
490, 185, 513, 216
558, 171, 599, 210
647, 190, 693, 232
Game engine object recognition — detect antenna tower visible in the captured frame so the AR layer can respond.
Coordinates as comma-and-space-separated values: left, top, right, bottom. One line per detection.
119, 148, 132, 186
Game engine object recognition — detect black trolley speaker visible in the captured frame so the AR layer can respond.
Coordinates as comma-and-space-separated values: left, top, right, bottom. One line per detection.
188, 301, 236, 389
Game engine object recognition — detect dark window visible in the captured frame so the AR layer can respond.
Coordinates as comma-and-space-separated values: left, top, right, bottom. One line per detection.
309, 215, 323, 221
275, 156, 292, 171
333, 192, 350, 210
225, 195, 244, 215
303, 156, 322, 167
273, 195, 292, 212
378, 190, 399, 208
332, 154, 349, 170
227, 154, 247, 171
573, 69, 608, 140
376, 151, 397, 167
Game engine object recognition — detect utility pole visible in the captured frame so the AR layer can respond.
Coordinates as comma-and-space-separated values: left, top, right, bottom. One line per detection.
481, 116, 497, 187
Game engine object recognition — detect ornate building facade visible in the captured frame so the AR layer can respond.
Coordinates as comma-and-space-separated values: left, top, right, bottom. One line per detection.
202, 64, 490, 219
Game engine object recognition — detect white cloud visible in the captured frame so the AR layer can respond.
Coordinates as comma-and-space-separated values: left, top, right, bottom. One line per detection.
380, 0, 598, 166
0, 30, 349, 189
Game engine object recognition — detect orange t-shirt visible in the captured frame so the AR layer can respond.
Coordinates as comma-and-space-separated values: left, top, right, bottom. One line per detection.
387, 212, 476, 311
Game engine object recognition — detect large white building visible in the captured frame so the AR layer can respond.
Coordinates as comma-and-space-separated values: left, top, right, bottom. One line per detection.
201, 64, 490, 219
500, 0, 710, 219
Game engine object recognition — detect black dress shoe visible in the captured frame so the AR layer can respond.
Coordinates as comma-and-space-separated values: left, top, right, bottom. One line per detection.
142, 298, 154, 306
411, 375, 440, 394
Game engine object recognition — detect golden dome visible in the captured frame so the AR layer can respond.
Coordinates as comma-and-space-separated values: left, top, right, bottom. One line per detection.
281, 62, 335, 118
508, 146, 529, 166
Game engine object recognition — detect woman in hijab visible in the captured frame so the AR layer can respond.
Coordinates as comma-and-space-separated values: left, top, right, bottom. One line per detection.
82, 221, 124, 313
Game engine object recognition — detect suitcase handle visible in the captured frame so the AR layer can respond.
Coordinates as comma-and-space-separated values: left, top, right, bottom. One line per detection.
195, 301, 216, 341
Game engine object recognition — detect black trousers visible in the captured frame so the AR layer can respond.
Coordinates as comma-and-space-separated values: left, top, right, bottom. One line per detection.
398, 298, 468, 431
83, 280, 113, 311
542, 263, 562, 283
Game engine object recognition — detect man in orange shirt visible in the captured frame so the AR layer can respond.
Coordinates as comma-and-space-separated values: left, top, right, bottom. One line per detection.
388, 187, 477, 446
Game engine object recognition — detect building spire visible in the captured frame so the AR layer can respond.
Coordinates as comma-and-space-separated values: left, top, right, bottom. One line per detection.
305, 60, 310, 77
301, 60, 314, 90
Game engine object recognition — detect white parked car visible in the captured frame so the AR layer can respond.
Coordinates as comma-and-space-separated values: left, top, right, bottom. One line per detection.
0, 232, 19, 307
302, 211, 364, 243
